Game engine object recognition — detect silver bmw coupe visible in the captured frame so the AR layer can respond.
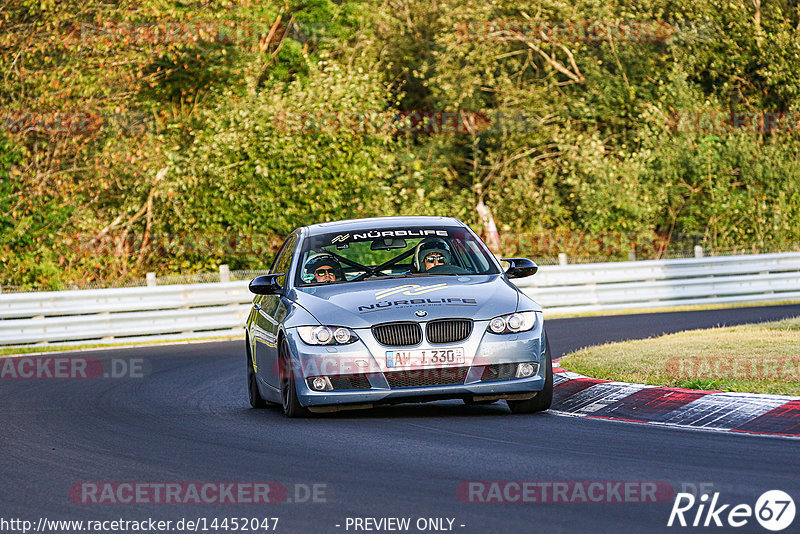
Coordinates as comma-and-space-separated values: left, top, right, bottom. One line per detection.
245, 216, 551, 417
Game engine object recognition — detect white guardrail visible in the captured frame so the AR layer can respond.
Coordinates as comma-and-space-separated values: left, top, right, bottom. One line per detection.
1, 252, 800, 346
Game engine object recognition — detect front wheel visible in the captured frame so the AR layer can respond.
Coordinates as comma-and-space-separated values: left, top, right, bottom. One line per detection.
507, 335, 553, 414
279, 339, 310, 418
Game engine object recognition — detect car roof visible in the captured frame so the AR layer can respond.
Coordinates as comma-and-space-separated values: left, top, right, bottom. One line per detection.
301, 216, 467, 237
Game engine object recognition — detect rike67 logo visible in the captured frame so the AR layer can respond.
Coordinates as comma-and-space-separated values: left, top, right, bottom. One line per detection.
668, 490, 795, 531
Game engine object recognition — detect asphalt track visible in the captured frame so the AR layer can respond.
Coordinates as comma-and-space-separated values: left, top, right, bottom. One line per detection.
2, 304, 800, 534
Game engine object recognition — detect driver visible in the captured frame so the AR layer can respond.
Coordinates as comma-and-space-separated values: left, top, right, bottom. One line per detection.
413, 238, 454, 272
305, 254, 344, 283
423, 250, 450, 270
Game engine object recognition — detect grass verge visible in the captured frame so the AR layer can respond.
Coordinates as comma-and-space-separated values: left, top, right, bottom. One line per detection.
544, 299, 800, 318
559, 317, 800, 396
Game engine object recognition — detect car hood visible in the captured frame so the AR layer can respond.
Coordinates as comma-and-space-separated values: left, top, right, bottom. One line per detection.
291, 275, 538, 328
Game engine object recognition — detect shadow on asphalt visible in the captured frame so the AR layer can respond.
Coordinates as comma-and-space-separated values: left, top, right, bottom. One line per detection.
235, 400, 558, 420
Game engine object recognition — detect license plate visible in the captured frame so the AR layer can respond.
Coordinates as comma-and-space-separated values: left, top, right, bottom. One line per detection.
385, 348, 465, 368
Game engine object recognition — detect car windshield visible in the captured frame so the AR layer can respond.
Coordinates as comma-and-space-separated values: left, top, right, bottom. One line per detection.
296, 226, 499, 286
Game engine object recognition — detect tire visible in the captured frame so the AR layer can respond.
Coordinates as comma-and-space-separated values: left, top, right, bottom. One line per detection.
507, 335, 553, 414
247, 338, 269, 409
279, 338, 310, 418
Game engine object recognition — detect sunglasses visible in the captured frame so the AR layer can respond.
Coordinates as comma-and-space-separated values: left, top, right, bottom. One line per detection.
424, 254, 447, 264
314, 268, 336, 276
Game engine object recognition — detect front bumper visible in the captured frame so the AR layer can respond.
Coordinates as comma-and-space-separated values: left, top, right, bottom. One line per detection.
284, 316, 547, 408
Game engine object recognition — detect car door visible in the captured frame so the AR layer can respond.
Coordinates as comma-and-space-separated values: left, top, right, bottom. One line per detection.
254, 233, 297, 387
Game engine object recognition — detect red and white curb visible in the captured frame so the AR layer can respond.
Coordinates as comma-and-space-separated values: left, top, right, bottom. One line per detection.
552, 361, 800, 438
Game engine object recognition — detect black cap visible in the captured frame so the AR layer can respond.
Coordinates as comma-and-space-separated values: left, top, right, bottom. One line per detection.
305, 254, 342, 274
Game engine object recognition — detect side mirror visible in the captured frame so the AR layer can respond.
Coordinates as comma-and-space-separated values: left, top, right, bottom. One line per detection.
249, 274, 283, 295
502, 258, 538, 279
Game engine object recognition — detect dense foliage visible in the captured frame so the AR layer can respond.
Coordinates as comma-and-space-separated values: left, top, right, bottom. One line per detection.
1, 0, 799, 289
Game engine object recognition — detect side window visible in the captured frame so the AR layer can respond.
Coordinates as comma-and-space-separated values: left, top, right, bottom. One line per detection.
271, 234, 298, 287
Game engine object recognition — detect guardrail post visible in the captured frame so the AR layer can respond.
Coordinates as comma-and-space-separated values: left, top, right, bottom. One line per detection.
628, 250, 636, 261
558, 253, 568, 265
146, 272, 156, 287
219, 264, 230, 283
694, 245, 704, 258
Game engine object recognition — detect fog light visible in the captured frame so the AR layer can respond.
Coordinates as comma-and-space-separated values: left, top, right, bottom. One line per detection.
309, 376, 333, 391
516, 362, 538, 378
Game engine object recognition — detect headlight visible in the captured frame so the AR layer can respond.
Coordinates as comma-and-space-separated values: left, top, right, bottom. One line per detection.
297, 326, 359, 345
487, 311, 537, 334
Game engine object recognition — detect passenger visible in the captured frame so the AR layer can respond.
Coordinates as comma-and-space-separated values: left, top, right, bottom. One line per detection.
305, 254, 344, 283
414, 238, 454, 272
